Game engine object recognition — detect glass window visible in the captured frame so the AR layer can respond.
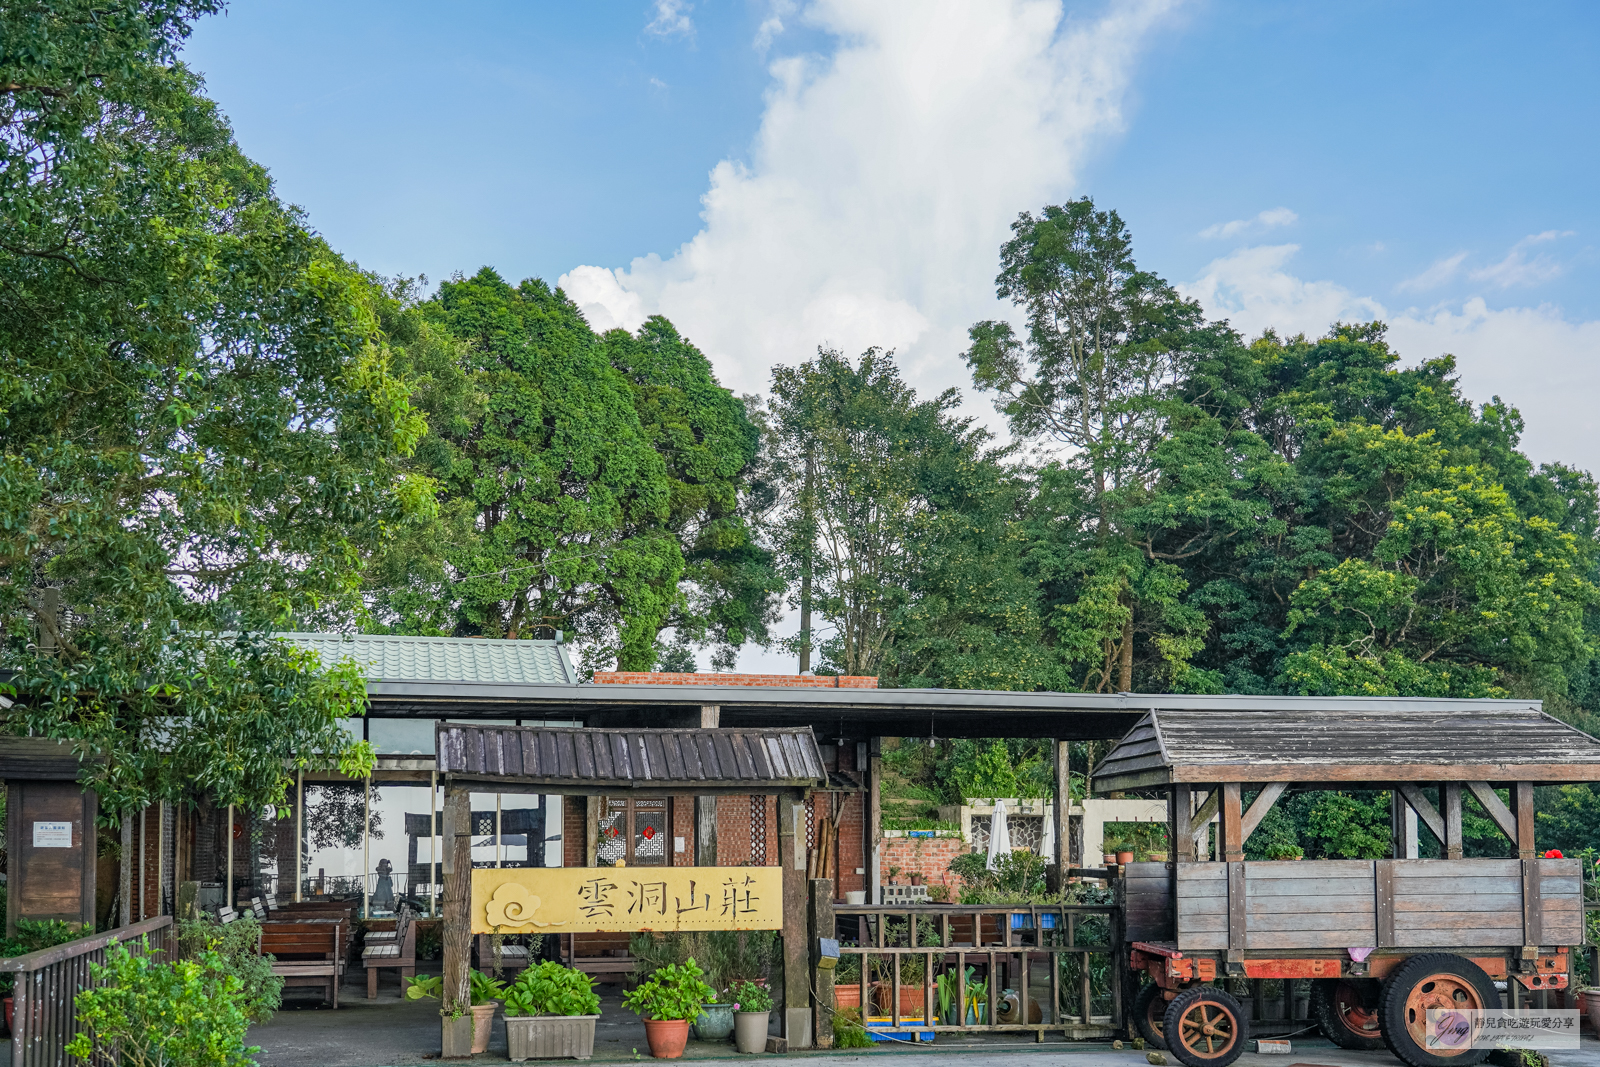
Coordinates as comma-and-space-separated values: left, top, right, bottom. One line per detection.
368, 718, 438, 755
598, 797, 667, 867
302, 782, 371, 903
368, 782, 439, 916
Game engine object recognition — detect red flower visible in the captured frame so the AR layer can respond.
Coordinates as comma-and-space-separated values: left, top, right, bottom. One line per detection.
1543, 849, 1563, 859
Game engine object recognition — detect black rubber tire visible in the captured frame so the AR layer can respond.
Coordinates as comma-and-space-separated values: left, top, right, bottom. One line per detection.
1133, 982, 1169, 1050
1311, 977, 1385, 1050
1379, 954, 1500, 1067
1163, 985, 1247, 1067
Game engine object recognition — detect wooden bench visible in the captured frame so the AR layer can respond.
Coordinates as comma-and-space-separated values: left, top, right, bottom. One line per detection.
259, 919, 348, 1009
476, 933, 530, 976
362, 906, 416, 998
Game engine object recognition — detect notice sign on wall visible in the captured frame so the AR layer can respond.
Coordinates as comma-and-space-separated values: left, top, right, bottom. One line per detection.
32, 821, 73, 848
471, 866, 783, 934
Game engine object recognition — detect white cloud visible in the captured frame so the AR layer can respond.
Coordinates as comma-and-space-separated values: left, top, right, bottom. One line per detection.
1397, 251, 1467, 293
560, 0, 1179, 402
646, 0, 694, 38
1198, 207, 1298, 240
1467, 230, 1574, 289
1182, 246, 1600, 474
754, 0, 797, 53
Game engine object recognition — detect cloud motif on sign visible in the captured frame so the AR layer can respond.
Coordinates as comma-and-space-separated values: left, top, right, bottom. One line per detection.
486, 883, 567, 929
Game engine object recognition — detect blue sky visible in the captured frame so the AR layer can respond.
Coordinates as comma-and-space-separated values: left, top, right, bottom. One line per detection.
185, 1, 1600, 665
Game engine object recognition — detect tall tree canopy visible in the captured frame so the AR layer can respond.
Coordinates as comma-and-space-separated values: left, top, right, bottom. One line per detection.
0, 0, 426, 811
366, 270, 777, 671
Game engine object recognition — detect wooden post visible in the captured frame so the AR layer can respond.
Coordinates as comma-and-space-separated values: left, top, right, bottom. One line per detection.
1515, 781, 1536, 859
868, 738, 882, 904
1391, 789, 1419, 859
1052, 741, 1070, 887
441, 783, 472, 1016
225, 803, 233, 911
779, 791, 812, 1048
696, 706, 720, 866
1443, 783, 1463, 860
120, 808, 133, 927
295, 770, 304, 903
1221, 783, 1243, 862
810, 878, 835, 1048
585, 796, 600, 867
1172, 784, 1193, 863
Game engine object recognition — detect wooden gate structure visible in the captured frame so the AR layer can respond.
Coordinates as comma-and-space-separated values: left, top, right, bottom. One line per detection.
433, 721, 828, 1053
1091, 704, 1600, 1067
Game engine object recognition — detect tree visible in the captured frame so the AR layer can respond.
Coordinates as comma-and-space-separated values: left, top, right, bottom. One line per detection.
370, 273, 777, 671
965, 199, 1219, 692
1, 0, 421, 812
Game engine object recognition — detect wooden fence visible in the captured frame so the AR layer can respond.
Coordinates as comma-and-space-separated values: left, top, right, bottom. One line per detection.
833, 902, 1124, 1040
1, 915, 174, 1067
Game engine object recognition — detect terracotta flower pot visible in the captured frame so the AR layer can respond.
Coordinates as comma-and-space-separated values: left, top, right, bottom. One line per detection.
1116, 851, 1134, 865
1582, 989, 1600, 1035
644, 1018, 690, 1059
833, 984, 862, 1009
470, 1003, 498, 1054
1147, 851, 1168, 862
1101, 853, 1116, 867
872, 983, 927, 1018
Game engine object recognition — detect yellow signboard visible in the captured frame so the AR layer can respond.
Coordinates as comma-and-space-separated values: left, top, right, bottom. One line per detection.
471, 867, 783, 934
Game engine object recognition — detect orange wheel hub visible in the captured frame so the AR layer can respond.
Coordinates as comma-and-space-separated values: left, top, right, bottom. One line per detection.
1176, 1000, 1238, 1059
1403, 972, 1484, 1055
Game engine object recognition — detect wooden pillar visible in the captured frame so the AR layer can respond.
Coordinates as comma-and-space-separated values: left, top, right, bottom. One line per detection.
1443, 783, 1463, 860
695, 705, 720, 866
1052, 741, 1070, 884
441, 783, 472, 1014
809, 878, 835, 1048
585, 796, 600, 867
867, 738, 882, 904
120, 809, 133, 927
1172, 785, 1194, 863
1515, 781, 1536, 859
1221, 783, 1243, 862
779, 791, 812, 1048
1391, 790, 1419, 859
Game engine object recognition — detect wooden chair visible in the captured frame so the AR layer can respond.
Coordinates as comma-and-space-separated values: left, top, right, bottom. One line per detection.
477, 933, 530, 977
362, 906, 416, 998
216, 905, 238, 924
261, 919, 347, 1009
248, 897, 268, 920
365, 904, 410, 945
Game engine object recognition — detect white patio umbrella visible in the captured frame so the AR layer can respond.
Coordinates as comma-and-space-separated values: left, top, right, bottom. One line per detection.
986, 799, 1011, 871
1039, 808, 1055, 863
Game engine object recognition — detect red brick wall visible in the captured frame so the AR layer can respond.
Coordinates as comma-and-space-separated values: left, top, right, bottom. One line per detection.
672, 795, 694, 866
592, 671, 877, 689
881, 836, 971, 891
563, 797, 585, 868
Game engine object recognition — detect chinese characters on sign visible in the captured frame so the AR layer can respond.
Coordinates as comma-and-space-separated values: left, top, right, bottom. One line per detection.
471, 867, 782, 933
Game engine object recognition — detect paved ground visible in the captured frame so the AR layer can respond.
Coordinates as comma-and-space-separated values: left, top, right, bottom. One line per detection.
243, 976, 1600, 1067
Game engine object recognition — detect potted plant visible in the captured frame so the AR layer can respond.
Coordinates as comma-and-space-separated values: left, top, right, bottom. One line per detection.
501, 961, 602, 1061
407, 970, 506, 1055
729, 979, 773, 1054
622, 958, 716, 1059
909, 872, 924, 886
694, 995, 736, 1043
833, 953, 862, 1009
1147, 850, 1168, 862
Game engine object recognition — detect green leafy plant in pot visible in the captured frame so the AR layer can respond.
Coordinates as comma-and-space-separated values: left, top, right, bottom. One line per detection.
502, 962, 603, 1061
622, 959, 716, 1059
406, 970, 506, 1055
728, 979, 774, 1055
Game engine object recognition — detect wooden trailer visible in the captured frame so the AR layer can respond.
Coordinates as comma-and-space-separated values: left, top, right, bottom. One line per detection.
1090, 703, 1600, 1067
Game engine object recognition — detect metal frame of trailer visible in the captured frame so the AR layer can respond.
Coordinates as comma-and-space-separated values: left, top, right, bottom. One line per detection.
1090, 704, 1600, 1067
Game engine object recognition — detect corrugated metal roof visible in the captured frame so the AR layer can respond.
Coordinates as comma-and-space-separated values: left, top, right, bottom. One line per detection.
274, 632, 578, 685
436, 723, 827, 790
1091, 706, 1600, 790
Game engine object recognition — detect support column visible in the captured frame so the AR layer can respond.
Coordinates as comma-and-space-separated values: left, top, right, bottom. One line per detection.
779, 792, 812, 1049
1052, 741, 1070, 886
441, 784, 473, 1014
1515, 781, 1536, 858
696, 706, 720, 866
868, 738, 882, 904
1391, 790, 1419, 859
120, 809, 133, 927
585, 796, 600, 867
1221, 783, 1243, 862
1443, 783, 1464, 860
809, 878, 835, 1048
1173, 785, 1194, 863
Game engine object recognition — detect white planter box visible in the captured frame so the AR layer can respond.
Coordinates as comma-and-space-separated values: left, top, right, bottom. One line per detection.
505, 1014, 600, 1061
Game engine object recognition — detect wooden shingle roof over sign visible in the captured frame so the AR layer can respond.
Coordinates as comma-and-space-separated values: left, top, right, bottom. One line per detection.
434, 724, 827, 794
1090, 705, 1600, 791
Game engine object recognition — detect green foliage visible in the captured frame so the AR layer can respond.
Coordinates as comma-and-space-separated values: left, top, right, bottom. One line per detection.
176, 917, 282, 1023
831, 1006, 873, 1048
621, 958, 716, 1022
65, 938, 258, 1067
727, 978, 771, 1014
404, 969, 504, 1007
0, 919, 81, 995
950, 850, 1051, 904
0, 0, 405, 812
503, 961, 601, 1018
628, 929, 777, 992
1301, 792, 1393, 859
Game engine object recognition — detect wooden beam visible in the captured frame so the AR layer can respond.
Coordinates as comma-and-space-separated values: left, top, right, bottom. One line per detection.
1172, 784, 1194, 863
1443, 783, 1463, 860
1170, 763, 1600, 784
779, 792, 812, 1048
695, 797, 718, 866
1221, 783, 1243, 862
1240, 783, 1289, 846
441, 783, 472, 1014
585, 796, 600, 867
868, 738, 882, 904
809, 878, 835, 1048
1466, 782, 1518, 842
1052, 741, 1070, 881
1515, 781, 1536, 859
1395, 783, 1446, 845
1190, 788, 1220, 856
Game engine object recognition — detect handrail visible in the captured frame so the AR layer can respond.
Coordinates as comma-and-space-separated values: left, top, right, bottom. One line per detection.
0, 914, 172, 973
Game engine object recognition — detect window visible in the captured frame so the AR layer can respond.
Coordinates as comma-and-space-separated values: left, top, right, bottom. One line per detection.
597, 797, 668, 867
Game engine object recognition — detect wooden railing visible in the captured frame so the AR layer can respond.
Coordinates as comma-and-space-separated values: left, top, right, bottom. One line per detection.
1, 915, 174, 1067
833, 901, 1123, 1039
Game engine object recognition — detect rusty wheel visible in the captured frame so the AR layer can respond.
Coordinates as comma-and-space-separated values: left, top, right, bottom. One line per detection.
1312, 977, 1384, 1050
1163, 985, 1246, 1067
1133, 982, 1168, 1050
1379, 954, 1498, 1067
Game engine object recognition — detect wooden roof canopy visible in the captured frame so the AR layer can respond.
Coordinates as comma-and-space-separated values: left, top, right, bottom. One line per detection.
434, 723, 827, 795
1090, 705, 1600, 792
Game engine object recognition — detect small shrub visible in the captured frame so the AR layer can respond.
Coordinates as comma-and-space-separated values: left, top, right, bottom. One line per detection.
65, 937, 258, 1067
503, 962, 601, 1017
622, 958, 715, 1021
628, 930, 776, 991
0, 920, 82, 996
728, 978, 771, 1013
177, 916, 283, 1023
831, 1006, 873, 1048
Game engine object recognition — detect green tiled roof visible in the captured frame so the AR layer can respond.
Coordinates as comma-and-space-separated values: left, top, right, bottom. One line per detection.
273, 632, 579, 685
